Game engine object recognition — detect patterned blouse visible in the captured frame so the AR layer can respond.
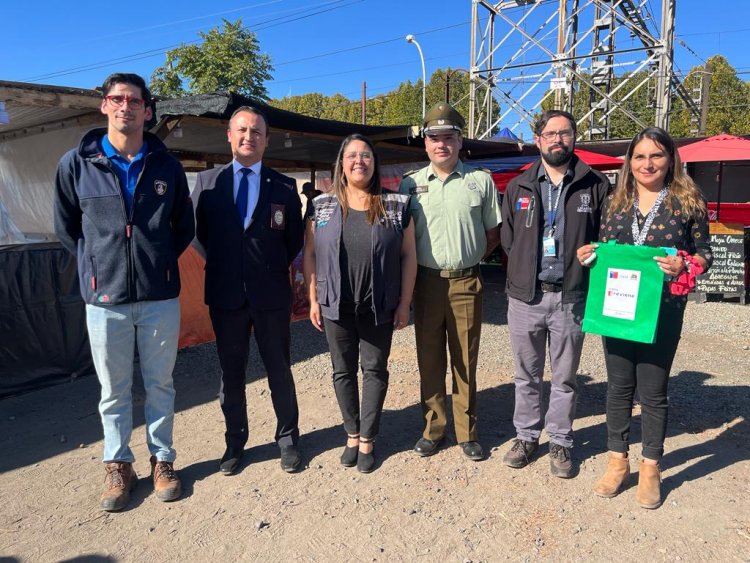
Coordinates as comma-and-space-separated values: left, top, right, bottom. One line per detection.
599, 193, 713, 303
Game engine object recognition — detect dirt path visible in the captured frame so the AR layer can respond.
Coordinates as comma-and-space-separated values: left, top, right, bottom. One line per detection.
1, 289, 749, 562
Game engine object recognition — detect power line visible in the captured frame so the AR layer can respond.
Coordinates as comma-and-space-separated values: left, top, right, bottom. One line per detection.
274, 22, 468, 67
23, 0, 363, 83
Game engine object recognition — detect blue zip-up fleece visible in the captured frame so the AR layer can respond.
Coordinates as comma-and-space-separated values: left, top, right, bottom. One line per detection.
54, 128, 195, 305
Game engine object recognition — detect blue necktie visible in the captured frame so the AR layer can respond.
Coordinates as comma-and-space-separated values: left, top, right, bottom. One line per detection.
236, 168, 252, 222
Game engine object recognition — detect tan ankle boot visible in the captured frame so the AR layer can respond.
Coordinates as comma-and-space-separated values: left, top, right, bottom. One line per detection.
593, 454, 630, 498
635, 461, 662, 509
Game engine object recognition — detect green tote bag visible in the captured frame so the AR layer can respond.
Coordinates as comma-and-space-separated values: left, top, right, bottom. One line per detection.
582, 241, 668, 344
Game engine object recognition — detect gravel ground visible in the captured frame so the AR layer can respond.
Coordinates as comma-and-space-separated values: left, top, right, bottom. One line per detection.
1, 281, 748, 562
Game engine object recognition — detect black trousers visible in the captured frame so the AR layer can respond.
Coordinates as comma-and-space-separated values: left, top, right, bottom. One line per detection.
324, 306, 394, 440
209, 304, 299, 449
602, 300, 685, 460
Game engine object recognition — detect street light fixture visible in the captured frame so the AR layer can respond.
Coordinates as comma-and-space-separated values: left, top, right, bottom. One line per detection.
405, 34, 426, 119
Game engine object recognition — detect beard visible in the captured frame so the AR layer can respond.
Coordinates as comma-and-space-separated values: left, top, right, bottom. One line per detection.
541, 144, 573, 166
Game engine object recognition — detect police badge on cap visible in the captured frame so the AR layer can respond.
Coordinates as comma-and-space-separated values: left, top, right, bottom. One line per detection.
422, 102, 466, 135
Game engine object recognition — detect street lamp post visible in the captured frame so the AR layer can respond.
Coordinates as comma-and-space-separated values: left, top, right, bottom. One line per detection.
405, 34, 426, 118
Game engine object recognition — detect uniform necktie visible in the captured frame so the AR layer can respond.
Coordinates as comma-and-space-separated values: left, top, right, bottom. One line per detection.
235, 168, 252, 221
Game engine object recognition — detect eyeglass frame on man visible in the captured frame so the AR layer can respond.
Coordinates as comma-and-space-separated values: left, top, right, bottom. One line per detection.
105, 95, 146, 109
538, 129, 575, 142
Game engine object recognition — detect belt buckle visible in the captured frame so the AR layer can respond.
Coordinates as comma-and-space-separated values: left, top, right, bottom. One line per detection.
439, 270, 452, 279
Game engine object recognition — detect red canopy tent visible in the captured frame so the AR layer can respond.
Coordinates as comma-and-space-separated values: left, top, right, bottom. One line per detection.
678, 133, 750, 163
492, 149, 623, 194
678, 133, 750, 223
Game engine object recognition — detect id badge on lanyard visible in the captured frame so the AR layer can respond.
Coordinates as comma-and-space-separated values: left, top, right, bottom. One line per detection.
543, 231, 557, 257
543, 180, 562, 257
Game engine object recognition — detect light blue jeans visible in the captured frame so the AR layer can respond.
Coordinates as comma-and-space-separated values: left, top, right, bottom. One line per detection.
86, 298, 180, 463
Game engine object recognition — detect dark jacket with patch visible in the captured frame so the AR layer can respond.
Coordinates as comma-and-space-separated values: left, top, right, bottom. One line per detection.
195, 163, 304, 311
311, 192, 411, 325
54, 128, 195, 305
501, 155, 610, 303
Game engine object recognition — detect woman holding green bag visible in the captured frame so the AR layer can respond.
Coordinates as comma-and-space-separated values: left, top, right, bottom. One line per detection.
577, 127, 712, 509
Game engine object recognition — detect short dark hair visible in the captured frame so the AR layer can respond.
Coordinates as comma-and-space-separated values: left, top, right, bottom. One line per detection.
534, 110, 577, 137
229, 105, 270, 133
101, 73, 152, 105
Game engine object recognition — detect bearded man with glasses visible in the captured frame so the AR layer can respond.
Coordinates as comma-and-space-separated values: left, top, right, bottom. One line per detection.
54, 73, 195, 511
500, 110, 610, 478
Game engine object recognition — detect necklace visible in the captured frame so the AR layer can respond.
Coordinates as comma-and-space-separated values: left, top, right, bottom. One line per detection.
631, 186, 668, 246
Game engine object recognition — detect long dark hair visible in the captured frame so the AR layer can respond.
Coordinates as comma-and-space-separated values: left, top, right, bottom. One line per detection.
331, 134, 386, 225
609, 126, 706, 220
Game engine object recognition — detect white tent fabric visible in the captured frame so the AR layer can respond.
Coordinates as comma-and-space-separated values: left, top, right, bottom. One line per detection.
0, 126, 89, 241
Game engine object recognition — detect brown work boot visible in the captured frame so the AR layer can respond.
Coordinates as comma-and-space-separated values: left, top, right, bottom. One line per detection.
502, 439, 539, 468
593, 454, 630, 498
635, 461, 662, 509
150, 456, 182, 502
100, 462, 137, 512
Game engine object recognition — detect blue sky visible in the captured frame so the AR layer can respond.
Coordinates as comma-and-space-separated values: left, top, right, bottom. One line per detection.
3, 0, 749, 117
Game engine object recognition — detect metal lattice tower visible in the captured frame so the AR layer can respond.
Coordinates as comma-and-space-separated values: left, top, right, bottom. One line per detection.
467, 0, 700, 140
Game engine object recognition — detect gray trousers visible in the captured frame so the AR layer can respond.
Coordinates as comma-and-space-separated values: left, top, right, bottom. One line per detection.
507, 292, 585, 448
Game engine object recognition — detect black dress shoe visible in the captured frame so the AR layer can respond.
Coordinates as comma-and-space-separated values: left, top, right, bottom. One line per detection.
414, 437, 443, 457
357, 449, 375, 473
219, 447, 244, 475
460, 441, 484, 461
357, 438, 375, 473
340, 446, 358, 467
280, 445, 302, 473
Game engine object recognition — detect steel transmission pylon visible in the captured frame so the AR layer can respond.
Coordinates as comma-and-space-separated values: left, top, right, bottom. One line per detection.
467, 0, 700, 140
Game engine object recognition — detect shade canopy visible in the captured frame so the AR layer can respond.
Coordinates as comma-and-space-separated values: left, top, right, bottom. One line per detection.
678, 133, 750, 163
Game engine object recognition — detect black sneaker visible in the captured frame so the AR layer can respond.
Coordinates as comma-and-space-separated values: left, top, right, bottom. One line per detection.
502, 439, 539, 468
280, 445, 302, 473
549, 443, 574, 478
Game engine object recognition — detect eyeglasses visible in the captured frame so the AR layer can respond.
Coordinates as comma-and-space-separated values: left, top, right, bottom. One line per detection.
105, 95, 146, 109
343, 151, 373, 161
539, 129, 574, 141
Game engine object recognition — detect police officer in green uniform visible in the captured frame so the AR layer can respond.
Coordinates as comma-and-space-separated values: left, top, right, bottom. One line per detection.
399, 102, 502, 461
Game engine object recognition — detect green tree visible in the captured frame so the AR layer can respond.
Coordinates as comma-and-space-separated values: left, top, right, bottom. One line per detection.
270, 68, 495, 132
150, 19, 273, 100
671, 55, 750, 137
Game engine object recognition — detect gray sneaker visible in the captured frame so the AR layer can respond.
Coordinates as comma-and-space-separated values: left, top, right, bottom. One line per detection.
502, 439, 539, 468
549, 443, 574, 478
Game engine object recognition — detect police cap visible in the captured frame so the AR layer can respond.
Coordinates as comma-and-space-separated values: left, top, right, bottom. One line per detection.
422, 102, 465, 135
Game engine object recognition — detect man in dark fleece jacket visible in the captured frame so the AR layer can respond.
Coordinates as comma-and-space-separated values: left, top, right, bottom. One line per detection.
54, 73, 194, 512
500, 110, 609, 479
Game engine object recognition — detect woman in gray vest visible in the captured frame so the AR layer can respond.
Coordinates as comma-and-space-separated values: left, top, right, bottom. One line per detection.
303, 134, 417, 473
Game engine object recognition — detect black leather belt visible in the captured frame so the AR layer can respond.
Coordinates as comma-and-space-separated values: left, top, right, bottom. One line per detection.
538, 281, 563, 293
419, 265, 480, 279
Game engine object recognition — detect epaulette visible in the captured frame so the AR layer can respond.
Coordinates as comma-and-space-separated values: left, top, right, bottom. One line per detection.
402, 169, 419, 178
465, 164, 492, 174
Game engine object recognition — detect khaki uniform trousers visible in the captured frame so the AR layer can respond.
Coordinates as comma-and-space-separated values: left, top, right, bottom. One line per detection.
413, 268, 483, 443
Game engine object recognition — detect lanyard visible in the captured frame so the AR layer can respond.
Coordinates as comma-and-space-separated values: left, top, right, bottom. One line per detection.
631, 187, 668, 246
546, 177, 563, 237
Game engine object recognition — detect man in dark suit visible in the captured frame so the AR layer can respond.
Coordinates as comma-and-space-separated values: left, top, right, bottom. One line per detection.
194, 106, 305, 475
